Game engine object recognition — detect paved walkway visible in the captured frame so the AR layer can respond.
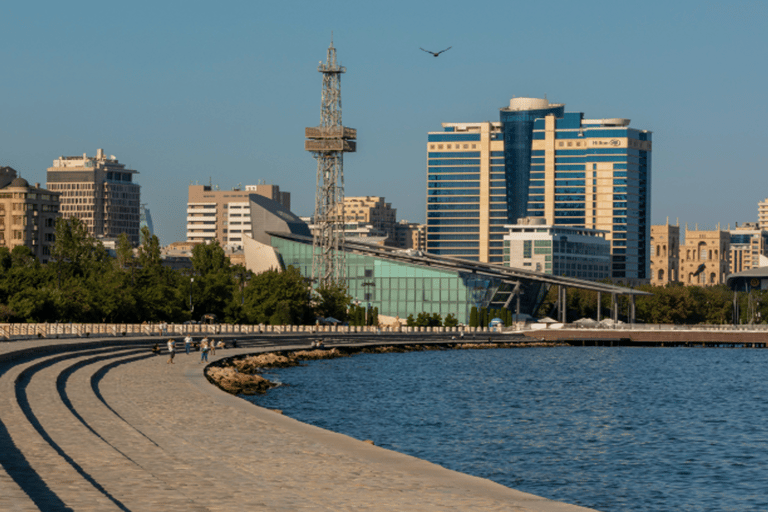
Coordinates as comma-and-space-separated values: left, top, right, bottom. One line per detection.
0, 335, 598, 511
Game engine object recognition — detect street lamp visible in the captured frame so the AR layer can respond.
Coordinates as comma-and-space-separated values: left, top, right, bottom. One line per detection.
362, 281, 376, 326
189, 277, 194, 314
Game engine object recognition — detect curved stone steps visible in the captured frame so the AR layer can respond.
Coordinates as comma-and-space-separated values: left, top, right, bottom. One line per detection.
0, 346, 139, 511
63, 352, 213, 511
2, 338, 598, 512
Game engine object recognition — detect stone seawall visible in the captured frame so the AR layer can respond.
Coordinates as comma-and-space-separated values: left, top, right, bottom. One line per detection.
525, 329, 768, 346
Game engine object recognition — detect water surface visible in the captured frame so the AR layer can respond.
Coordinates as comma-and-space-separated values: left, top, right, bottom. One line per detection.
248, 347, 768, 511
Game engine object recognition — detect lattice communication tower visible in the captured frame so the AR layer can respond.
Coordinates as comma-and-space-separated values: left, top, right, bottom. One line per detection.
305, 37, 356, 287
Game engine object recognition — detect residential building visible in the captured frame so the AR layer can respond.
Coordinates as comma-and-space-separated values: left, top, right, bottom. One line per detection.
426, 97, 651, 282
0, 166, 59, 263
332, 196, 396, 239
650, 223, 680, 286
502, 217, 610, 280
728, 222, 768, 274
186, 184, 292, 248
46, 149, 141, 245
759, 198, 768, 231
679, 226, 730, 285
394, 220, 425, 251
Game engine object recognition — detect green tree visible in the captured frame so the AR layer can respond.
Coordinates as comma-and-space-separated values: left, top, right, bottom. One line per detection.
469, 306, 478, 328
314, 281, 351, 322
243, 266, 311, 325
444, 313, 459, 327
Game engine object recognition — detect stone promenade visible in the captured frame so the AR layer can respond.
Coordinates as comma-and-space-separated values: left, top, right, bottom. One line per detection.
0, 334, 597, 511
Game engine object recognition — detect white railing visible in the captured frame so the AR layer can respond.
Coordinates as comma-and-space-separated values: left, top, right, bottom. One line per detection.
0, 323, 499, 341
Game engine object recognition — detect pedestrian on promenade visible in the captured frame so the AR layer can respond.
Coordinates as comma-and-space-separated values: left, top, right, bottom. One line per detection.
210, 339, 216, 356
167, 339, 176, 364
200, 339, 209, 363
184, 335, 192, 355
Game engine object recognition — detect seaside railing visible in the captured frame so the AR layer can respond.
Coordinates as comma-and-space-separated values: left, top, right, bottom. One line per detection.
1, 321, 767, 341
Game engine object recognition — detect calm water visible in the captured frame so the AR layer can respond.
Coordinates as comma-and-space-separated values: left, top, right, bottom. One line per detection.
247, 347, 768, 511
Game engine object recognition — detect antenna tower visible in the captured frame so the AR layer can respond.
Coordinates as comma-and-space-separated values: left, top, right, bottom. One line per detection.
305, 36, 356, 287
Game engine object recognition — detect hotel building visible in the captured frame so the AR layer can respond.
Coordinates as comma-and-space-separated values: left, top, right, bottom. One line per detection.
426, 97, 651, 281
46, 149, 141, 245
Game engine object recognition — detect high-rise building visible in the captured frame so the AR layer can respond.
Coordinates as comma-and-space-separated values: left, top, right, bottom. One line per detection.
186, 184, 292, 248
0, 166, 59, 263
46, 149, 141, 245
426, 97, 652, 281
140, 204, 154, 237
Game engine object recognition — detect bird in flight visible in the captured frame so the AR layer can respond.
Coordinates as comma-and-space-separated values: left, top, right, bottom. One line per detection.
420, 46, 451, 57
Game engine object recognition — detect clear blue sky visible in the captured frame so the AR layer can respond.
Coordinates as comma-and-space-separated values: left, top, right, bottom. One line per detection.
2, 1, 766, 244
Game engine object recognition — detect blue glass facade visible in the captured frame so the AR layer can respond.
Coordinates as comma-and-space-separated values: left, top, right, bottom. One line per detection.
499, 104, 565, 223
427, 100, 651, 280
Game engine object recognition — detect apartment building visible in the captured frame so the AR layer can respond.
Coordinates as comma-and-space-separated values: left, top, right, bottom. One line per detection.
186, 184, 291, 248
0, 166, 59, 263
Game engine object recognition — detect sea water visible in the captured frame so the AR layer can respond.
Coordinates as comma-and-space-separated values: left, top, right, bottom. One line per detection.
247, 347, 768, 511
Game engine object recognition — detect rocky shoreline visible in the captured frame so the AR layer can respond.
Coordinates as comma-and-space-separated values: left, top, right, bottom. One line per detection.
205, 340, 562, 395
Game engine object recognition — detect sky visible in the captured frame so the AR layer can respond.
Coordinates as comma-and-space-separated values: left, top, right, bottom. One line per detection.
2, 0, 767, 244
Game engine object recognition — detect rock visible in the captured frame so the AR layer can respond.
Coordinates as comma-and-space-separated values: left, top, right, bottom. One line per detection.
206, 367, 276, 395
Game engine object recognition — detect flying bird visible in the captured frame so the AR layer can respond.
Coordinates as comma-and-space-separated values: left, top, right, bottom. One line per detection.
420, 46, 451, 57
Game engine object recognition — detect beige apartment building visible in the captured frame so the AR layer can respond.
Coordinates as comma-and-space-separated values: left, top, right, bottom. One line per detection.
46, 149, 141, 245
186, 184, 290, 247
0, 167, 59, 263
759, 198, 768, 231
650, 223, 680, 285
728, 222, 768, 273
332, 196, 396, 239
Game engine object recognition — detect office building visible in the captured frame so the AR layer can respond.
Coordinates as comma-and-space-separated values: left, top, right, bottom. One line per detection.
503, 217, 610, 280
46, 149, 141, 245
186, 184, 292, 248
426, 97, 651, 281
0, 166, 59, 263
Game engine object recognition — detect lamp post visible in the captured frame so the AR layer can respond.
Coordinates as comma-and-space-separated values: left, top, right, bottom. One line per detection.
362, 281, 376, 326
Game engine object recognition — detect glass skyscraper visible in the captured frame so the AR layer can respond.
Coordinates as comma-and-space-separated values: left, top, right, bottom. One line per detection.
426, 97, 651, 281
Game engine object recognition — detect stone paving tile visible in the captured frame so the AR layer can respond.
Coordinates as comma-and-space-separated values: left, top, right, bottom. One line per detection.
0, 348, 124, 511
1, 337, 598, 512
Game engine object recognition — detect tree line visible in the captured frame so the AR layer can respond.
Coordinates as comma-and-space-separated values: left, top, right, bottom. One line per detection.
0, 218, 350, 325
2, 218, 763, 326
537, 282, 765, 325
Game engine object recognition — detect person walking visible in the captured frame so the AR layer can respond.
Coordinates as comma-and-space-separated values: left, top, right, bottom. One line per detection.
167, 339, 176, 364
210, 339, 216, 356
200, 339, 209, 363
184, 335, 192, 355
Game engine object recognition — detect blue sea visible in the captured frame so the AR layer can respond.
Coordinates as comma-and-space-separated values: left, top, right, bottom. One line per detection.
247, 347, 768, 511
